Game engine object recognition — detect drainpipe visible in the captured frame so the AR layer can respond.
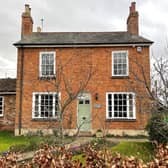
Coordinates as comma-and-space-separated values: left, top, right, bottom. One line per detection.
18, 46, 24, 135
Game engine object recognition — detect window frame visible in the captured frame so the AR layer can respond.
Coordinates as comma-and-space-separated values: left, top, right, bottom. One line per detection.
32, 92, 60, 119
106, 92, 136, 120
112, 50, 129, 77
39, 51, 56, 77
0, 96, 4, 117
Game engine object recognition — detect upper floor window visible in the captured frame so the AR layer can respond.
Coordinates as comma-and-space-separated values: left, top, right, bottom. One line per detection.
32, 92, 59, 119
112, 51, 128, 76
0, 96, 4, 116
40, 52, 56, 77
106, 92, 135, 119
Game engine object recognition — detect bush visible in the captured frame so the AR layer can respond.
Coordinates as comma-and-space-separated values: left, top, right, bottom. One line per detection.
146, 112, 168, 144
90, 138, 117, 150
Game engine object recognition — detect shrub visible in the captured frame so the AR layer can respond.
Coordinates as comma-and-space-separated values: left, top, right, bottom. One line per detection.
90, 138, 117, 150
146, 112, 168, 144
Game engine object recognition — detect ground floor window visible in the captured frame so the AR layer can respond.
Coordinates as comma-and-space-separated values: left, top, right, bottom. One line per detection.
32, 92, 59, 119
106, 92, 135, 119
0, 96, 4, 116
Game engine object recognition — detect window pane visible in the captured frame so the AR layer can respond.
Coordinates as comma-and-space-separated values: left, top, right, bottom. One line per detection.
114, 94, 118, 99
114, 56, 117, 63
129, 94, 133, 99
129, 94, 134, 118
113, 52, 128, 76
42, 55, 46, 64
46, 55, 50, 64
79, 100, 83, 104
33, 93, 59, 119
49, 55, 54, 64
34, 95, 39, 117
107, 93, 135, 119
108, 100, 112, 105
108, 94, 112, 99
85, 100, 90, 104
34, 112, 39, 117
108, 106, 112, 111
41, 53, 55, 77
123, 112, 127, 117
114, 112, 118, 117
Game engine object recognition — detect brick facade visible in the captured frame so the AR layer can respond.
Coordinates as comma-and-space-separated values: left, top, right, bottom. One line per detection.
15, 46, 151, 135
14, 2, 152, 135
0, 95, 16, 131
0, 79, 16, 131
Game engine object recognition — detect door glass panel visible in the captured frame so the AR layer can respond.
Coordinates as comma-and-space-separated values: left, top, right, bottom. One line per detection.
79, 100, 83, 104
85, 100, 90, 104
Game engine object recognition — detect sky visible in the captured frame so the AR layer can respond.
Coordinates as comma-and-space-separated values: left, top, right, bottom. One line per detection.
0, 0, 168, 78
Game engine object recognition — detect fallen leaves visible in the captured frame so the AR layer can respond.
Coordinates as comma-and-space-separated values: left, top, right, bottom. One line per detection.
1, 143, 168, 167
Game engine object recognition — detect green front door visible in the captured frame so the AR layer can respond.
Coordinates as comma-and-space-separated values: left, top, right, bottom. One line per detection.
77, 94, 91, 131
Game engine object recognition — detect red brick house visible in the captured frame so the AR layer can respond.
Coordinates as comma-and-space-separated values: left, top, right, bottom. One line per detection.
0, 78, 16, 131
14, 2, 153, 136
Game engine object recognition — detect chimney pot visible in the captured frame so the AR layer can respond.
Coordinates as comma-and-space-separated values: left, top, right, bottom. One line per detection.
129, 6, 132, 13
29, 8, 31, 14
25, 4, 30, 14
131, 2, 136, 12
37, 27, 41, 32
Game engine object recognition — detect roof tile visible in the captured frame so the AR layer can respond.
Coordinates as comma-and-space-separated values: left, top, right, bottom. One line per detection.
0, 79, 16, 93
14, 32, 153, 46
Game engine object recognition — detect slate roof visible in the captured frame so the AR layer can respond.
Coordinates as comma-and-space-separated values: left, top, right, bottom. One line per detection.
0, 78, 16, 93
14, 32, 153, 46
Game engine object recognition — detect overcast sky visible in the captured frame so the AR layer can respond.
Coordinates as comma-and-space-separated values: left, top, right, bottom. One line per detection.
0, 0, 167, 78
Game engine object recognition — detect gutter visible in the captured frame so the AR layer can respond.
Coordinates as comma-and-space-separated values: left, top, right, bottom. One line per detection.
14, 43, 153, 48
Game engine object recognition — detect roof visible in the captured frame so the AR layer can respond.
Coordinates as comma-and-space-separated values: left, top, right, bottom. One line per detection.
14, 32, 153, 46
0, 78, 16, 93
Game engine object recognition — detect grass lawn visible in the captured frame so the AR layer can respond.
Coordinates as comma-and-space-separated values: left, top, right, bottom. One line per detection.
0, 131, 74, 154
111, 141, 154, 162
0, 132, 154, 163
0, 131, 41, 153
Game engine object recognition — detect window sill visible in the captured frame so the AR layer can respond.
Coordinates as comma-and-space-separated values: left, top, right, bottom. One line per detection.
0, 115, 4, 118
111, 76, 129, 79
106, 119, 136, 122
39, 76, 56, 80
32, 118, 59, 122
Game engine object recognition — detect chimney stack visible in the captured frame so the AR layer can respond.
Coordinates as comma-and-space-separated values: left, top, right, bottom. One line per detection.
21, 4, 33, 38
127, 2, 139, 35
